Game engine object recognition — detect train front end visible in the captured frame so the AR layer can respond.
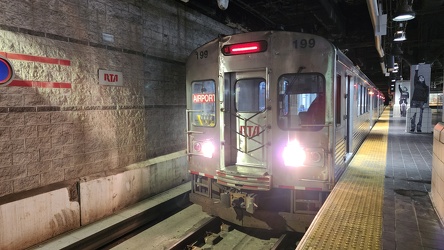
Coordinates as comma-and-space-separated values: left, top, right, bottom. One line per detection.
186, 31, 336, 232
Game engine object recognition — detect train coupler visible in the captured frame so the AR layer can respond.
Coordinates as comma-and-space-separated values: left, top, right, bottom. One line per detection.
221, 191, 258, 214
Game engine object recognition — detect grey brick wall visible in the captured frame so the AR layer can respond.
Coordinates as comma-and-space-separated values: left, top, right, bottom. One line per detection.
0, 0, 235, 198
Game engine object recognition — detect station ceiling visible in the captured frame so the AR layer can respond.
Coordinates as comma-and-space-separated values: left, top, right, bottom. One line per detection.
177, 0, 444, 96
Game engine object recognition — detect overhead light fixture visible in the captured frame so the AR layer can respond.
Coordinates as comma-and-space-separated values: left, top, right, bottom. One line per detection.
393, 0, 415, 21
394, 31, 406, 41
393, 63, 399, 73
217, 0, 229, 10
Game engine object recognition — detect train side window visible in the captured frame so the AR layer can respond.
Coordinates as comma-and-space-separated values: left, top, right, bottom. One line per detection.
191, 80, 216, 127
336, 74, 341, 125
277, 73, 325, 130
235, 78, 266, 113
367, 88, 370, 112
362, 86, 367, 114
358, 85, 361, 115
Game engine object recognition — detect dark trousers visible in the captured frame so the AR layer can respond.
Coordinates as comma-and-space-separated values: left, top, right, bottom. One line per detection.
410, 101, 425, 132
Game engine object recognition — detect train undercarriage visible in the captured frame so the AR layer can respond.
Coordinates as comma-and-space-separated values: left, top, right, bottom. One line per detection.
190, 174, 328, 233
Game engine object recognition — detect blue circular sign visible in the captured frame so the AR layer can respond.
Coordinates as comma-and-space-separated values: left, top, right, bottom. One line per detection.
0, 56, 14, 86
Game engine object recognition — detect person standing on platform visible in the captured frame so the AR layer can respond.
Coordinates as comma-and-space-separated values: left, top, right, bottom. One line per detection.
410, 65, 429, 132
398, 85, 409, 117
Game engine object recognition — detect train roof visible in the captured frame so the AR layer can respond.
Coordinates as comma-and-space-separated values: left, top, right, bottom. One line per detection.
189, 31, 382, 94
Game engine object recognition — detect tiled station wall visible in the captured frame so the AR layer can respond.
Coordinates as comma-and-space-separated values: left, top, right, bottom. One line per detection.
0, 0, 233, 198
0, 0, 236, 249
432, 123, 444, 224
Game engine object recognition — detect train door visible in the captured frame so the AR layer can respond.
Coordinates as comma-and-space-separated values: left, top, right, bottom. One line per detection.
221, 70, 269, 175
369, 88, 377, 126
345, 75, 352, 160
336, 73, 346, 157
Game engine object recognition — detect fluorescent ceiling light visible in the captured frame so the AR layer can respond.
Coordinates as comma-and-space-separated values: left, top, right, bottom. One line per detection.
394, 31, 406, 41
393, 0, 415, 21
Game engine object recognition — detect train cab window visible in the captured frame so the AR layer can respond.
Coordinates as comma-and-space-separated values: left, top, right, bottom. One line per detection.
277, 73, 325, 130
191, 80, 216, 127
235, 78, 266, 112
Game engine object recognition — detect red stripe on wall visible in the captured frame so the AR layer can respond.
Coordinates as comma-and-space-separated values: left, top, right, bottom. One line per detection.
36, 82, 57, 88
8, 80, 33, 87
1, 52, 70, 66
59, 59, 71, 66
53, 82, 71, 88
8, 80, 71, 89
1, 52, 72, 89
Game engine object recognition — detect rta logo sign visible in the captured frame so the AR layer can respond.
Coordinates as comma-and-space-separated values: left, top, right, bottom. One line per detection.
98, 69, 123, 86
239, 125, 260, 138
104, 73, 118, 82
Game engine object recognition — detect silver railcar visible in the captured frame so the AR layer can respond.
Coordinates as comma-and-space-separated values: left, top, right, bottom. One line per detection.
186, 31, 384, 232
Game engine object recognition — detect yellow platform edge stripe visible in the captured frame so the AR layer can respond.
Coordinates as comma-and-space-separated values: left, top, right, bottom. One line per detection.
297, 109, 390, 250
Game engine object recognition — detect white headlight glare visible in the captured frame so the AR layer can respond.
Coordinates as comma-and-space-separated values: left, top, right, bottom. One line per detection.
202, 141, 215, 158
282, 140, 306, 167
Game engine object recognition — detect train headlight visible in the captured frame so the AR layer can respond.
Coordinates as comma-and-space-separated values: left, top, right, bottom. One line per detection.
193, 142, 202, 152
202, 141, 215, 158
282, 140, 306, 167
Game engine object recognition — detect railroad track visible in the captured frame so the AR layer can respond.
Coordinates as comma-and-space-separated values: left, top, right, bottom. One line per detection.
31, 184, 301, 250
169, 216, 301, 250
78, 204, 300, 250
87, 204, 301, 250
99, 203, 301, 250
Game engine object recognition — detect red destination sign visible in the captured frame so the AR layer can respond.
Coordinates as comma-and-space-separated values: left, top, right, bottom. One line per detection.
193, 93, 215, 103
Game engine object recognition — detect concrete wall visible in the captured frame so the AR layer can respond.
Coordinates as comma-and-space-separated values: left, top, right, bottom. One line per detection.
0, 185, 81, 250
80, 151, 189, 225
0, 0, 234, 198
0, 151, 188, 250
0, 0, 236, 249
432, 123, 444, 224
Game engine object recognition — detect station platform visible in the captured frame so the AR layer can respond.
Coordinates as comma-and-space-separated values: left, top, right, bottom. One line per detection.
297, 108, 444, 250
